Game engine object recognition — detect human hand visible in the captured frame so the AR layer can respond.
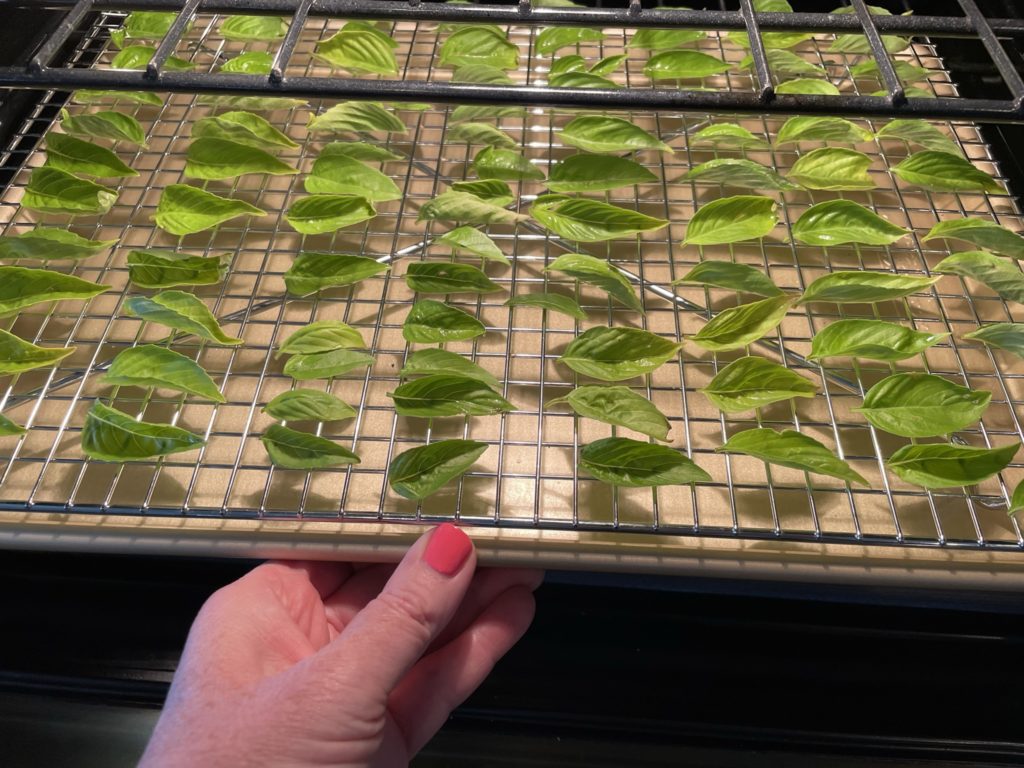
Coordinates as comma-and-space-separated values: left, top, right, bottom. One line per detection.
139, 524, 542, 768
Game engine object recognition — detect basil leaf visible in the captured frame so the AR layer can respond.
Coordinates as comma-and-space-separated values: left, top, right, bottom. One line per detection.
436, 227, 510, 265
1010, 479, 1024, 515
506, 291, 586, 320
103, 344, 225, 402
448, 122, 517, 148
0, 413, 26, 436
449, 179, 515, 206
531, 195, 668, 242
47, 133, 138, 182
116, 11, 178, 42
154, 184, 265, 236
536, 26, 605, 56
851, 59, 929, 84
559, 326, 682, 381
261, 424, 359, 469
892, 150, 1003, 193
127, 249, 227, 289
875, 119, 962, 157
450, 105, 524, 123
73, 90, 164, 107
731, 30, 812, 49
560, 115, 673, 154
403, 300, 486, 343
23, 167, 117, 216
590, 54, 627, 77
0, 228, 116, 261
314, 28, 399, 74
305, 153, 401, 201
547, 252, 642, 313
400, 349, 499, 389
278, 321, 366, 358
59, 109, 147, 148
934, 251, 1024, 305
82, 401, 204, 462
682, 195, 778, 246
629, 28, 704, 50
220, 51, 273, 75
284, 252, 387, 296
775, 78, 841, 95
307, 102, 406, 134
718, 428, 868, 485
550, 54, 587, 76
196, 95, 308, 111
963, 323, 1024, 359
192, 111, 298, 149
220, 15, 288, 41
388, 439, 488, 500
672, 261, 783, 298
830, 32, 909, 55
887, 442, 1018, 489
798, 271, 938, 305
111, 45, 194, 71
389, 373, 512, 417
283, 349, 374, 380
405, 262, 501, 295
318, 140, 401, 161
683, 158, 800, 191
263, 390, 356, 422
546, 155, 657, 194
548, 385, 671, 441
922, 219, 1024, 259
0, 265, 104, 317
124, 291, 243, 345
690, 123, 768, 150
700, 356, 816, 413
792, 201, 910, 246
184, 137, 297, 180
439, 27, 518, 70
871, 86, 935, 98
644, 50, 730, 79
452, 63, 514, 84
856, 373, 989, 438
550, 71, 621, 89
739, 49, 826, 79
418, 191, 526, 226
808, 319, 948, 361
0, 328, 74, 374
285, 195, 376, 235
691, 295, 794, 352
580, 436, 711, 486
787, 148, 875, 190
473, 147, 545, 182
776, 116, 874, 145
339, 20, 399, 47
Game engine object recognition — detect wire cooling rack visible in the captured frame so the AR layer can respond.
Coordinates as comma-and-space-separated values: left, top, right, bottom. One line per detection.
0, 10, 1023, 558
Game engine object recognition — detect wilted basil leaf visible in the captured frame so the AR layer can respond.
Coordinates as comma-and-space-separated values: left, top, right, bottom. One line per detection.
305, 153, 401, 201
154, 184, 265, 236
124, 290, 243, 345
403, 300, 486, 343
531, 195, 668, 242
700, 356, 817, 413
856, 372, 989, 438
103, 344, 225, 402
0, 413, 25, 436
314, 28, 399, 74
792, 201, 910, 246
45, 133, 137, 178
400, 348, 499, 389
406, 262, 501, 294
506, 292, 586, 320
535, 26, 605, 55
0, 228, 116, 261
548, 385, 671, 440
775, 79, 841, 95
644, 50, 730, 79
672, 261, 782, 298
787, 147, 875, 190
559, 326, 682, 381
418, 191, 525, 226
560, 115, 672, 154
81, 401, 204, 462
263, 390, 356, 422
220, 51, 273, 75
285, 195, 376, 235
690, 123, 768, 150
220, 15, 288, 41
775, 116, 873, 145
197, 95, 308, 111
798, 271, 938, 305
628, 28, 704, 50
934, 251, 1024, 305
284, 252, 388, 296
436, 227, 510, 265
851, 59, 930, 84
473, 147, 545, 182
547, 155, 657, 194
0, 266, 108, 315
307, 102, 407, 134
683, 195, 778, 246
277, 321, 366, 358
283, 349, 374, 380
192, 111, 299, 149
73, 90, 163, 107
23, 167, 117, 216
389, 373, 513, 417
739, 49, 826, 79
683, 158, 800, 191
110, 45, 194, 72
547, 252, 642, 313
452, 63, 513, 84
261, 424, 360, 469
887, 442, 1018, 489
317, 140, 402, 161
580, 437, 709, 486
718, 428, 868, 485
439, 26, 518, 70
808, 319, 947, 361
448, 122, 518, 148
0, 328, 74, 375
922, 219, 1024, 259
875, 119, 962, 156
892, 150, 1003, 193
388, 439, 488, 500
963, 323, 1024, 359
692, 295, 794, 352
115, 11, 179, 43
126, 250, 225, 289
60, 109, 147, 147
184, 138, 297, 180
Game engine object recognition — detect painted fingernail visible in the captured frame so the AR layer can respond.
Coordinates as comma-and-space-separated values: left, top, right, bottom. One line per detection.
423, 523, 472, 576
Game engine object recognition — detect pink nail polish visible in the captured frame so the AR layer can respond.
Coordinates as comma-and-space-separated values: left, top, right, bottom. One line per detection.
423, 523, 472, 576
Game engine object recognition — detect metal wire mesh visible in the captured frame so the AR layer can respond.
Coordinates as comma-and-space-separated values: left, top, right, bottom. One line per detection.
0, 11, 1022, 552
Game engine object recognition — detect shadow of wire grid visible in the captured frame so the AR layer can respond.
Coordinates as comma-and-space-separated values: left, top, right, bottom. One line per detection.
0, 9, 1021, 550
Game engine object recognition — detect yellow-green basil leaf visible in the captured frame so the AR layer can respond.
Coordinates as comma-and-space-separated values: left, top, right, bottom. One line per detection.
672, 261, 782, 298
856, 372, 989, 438
590, 54, 627, 76
283, 349, 374, 380
559, 326, 682, 381
220, 51, 273, 75
808, 319, 948, 361
683, 158, 800, 191
439, 26, 518, 69
548, 385, 670, 441
546, 252, 642, 313
388, 439, 488, 500
405, 262, 501, 294
792, 200, 909, 246
798, 271, 938, 305
548, 155, 657, 194
787, 147, 875, 190
718, 427, 868, 485
307, 102, 406, 134
220, 15, 288, 41
450, 105, 524, 123
550, 54, 587, 76
549, 71, 620, 87
560, 115, 673, 154
776, 116, 873, 145
400, 348, 499, 389
887, 442, 1018, 489
0, 228, 116, 261
644, 50, 730, 79
683, 195, 778, 246
103, 344, 225, 402
934, 251, 1024, 305
700, 356, 817, 413
629, 28, 704, 49
277, 321, 366, 358
851, 59, 929, 84
436, 227, 510, 265
82, 401, 204, 462
154, 184, 265, 236
691, 295, 794, 352
285, 195, 376, 235
690, 123, 768, 149
73, 90, 164, 107
829, 33, 909, 54
775, 78, 841, 95
317, 140, 401, 161
732, 29, 812, 50
389, 373, 513, 417
1009, 478, 1024, 515
111, 45, 194, 71
875, 119, 962, 156
305, 153, 401, 201
963, 323, 1024, 359
0, 413, 25, 436
448, 122, 518, 148
473, 147, 545, 182
0, 266, 107, 315
314, 29, 399, 74
59, 109, 146, 148
339, 20, 399, 47
579, 437, 710, 486
506, 291, 586, 320
452, 63, 514, 84
126, 249, 227, 289
197, 95, 309, 111
535, 26, 605, 55
739, 49, 826, 79
124, 290, 243, 345
23, 167, 117, 216
262, 390, 356, 422
184, 137, 298, 180
283, 252, 387, 296
0, 328, 74, 374
192, 111, 298, 149
116, 11, 179, 41
403, 300, 486, 343
261, 423, 359, 469
449, 179, 514, 206
531, 195, 668, 242
922, 219, 1024, 259
418, 191, 525, 226
892, 150, 1002, 193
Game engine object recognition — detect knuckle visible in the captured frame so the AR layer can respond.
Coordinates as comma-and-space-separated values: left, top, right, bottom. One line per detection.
371, 588, 438, 646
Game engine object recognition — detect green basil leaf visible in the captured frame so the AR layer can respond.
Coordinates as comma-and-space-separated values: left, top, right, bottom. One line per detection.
887, 442, 1018, 489
791, 200, 910, 246
644, 50, 730, 79
23, 167, 117, 216
0, 413, 26, 436
450, 105, 524, 123
590, 54, 628, 76
452, 63, 514, 84
875, 119, 962, 156
305, 153, 401, 201
44, 133, 137, 178
73, 90, 164, 107
126, 249, 227, 289
0, 266, 107, 315
892, 150, 1003, 193
103, 344, 225, 402
111, 45, 194, 71
283, 252, 387, 296
683, 158, 800, 191
531, 195, 668, 242
682, 195, 778, 246
283, 349, 374, 380
922, 219, 1024, 259
184, 137, 297, 180
739, 49, 826, 79
318, 140, 401, 161
435, 227, 510, 265
124, 290, 243, 345
82, 401, 204, 462
808, 319, 948, 361
197, 95, 308, 111
775, 78, 841, 95
536, 26, 605, 56
691, 295, 794, 352
473, 147, 545, 182
690, 123, 768, 150
439, 26, 518, 70
314, 29, 399, 74
154, 184, 265, 236
550, 72, 621, 88
547, 154, 657, 194
220, 15, 288, 41
405, 262, 501, 294
389, 373, 513, 417
628, 28, 704, 50
546, 252, 642, 313
285, 195, 376, 235
829, 34, 909, 54
219, 51, 273, 75
776, 116, 874, 145
579, 437, 709, 486
0, 328, 74, 374
307, 102, 406, 134
447, 122, 518, 148
851, 59, 929, 84
963, 323, 1024, 359
278, 321, 366, 358
718, 427, 868, 485
548, 385, 671, 440
417, 191, 526, 226
672, 261, 783, 298
403, 300, 486, 343
506, 291, 586, 320
934, 251, 1024, 305
730, 30, 813, 49
388, 439, 488, 500
262, 390, 356, 422
798, 271, 938, 305
856, 372, 989, 438
1009, 479, 1024, 515
192, 111, 298, 149
559, 326, 682, 381
400, 349, 498, 389
59, 109, 147, 147
560, 115, 673, 154
339, 20, 399, 47
449, 179, 515, 206
0, 228, 116, 261
550, 54, 587, 76
787, 147, 875, 190
261, 423, 360, 469
116, 11, 178, 41
700, 356, 817, 413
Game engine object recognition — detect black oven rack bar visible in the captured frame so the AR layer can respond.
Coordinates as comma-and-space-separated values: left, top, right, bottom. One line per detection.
4, 0, 1024, 121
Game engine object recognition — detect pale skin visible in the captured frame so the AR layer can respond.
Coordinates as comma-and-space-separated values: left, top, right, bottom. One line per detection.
140, 526, 542, 767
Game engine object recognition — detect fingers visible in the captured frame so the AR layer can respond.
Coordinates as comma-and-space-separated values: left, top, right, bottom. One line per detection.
266, 560, 354, 601
429, 567, 544, 651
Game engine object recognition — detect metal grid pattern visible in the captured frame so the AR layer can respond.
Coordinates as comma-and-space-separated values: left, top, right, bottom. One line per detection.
0, 11, 1023, 553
